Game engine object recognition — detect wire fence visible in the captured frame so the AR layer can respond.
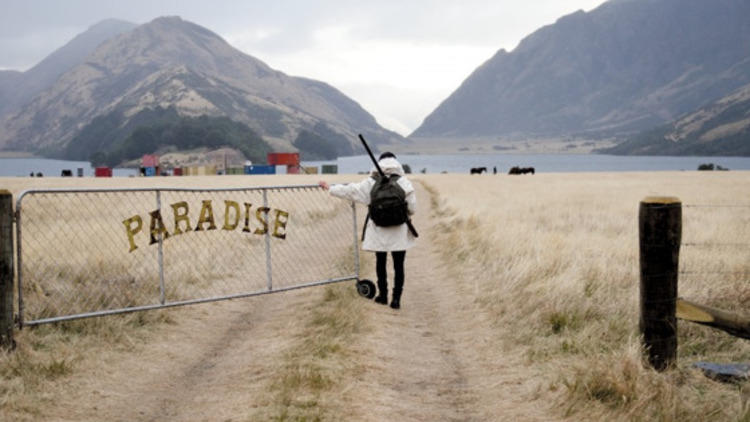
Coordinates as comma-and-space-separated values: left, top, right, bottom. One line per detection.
15, 185, 360, 326
679, 203, 750, 284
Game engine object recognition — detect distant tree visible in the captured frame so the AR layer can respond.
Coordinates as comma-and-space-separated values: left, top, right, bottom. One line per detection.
106, 114, 271, 166
65, 106, 272, 166
89, 151, 108, 166
293, 130, 338, 160
292, 123, 355, 160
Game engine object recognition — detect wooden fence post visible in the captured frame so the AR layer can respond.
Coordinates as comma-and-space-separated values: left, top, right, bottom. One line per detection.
639, 196, 681, 371
0, 190, 14, 350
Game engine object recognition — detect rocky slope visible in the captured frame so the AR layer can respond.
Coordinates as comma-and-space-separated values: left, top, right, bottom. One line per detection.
601, 83, 750, 155
0, 17, 403, 158
412, 0, 750, 141
0, 19, 136, 117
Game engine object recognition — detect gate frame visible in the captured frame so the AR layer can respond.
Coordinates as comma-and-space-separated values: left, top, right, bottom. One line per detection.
15, 184, 361, 327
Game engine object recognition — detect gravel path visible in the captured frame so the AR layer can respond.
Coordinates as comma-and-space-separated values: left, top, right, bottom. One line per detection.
48, 182, 555, 421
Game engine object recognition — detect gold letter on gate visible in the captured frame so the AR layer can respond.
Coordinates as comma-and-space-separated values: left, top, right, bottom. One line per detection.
195, 200, 217, 231
171, 201, 192, 235
223, 200, 240, 231
254, 207, 270, 235
272, 209, 289, 240
149, 209, 171, 245
123, 215, 143, 252
242, 203, 253, 233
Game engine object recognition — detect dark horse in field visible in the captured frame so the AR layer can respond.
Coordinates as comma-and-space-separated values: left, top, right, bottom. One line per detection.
508, 166, 535, 175
470, 167, 488, 174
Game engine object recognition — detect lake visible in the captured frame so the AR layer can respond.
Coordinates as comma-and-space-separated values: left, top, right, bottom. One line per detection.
304, 154, 750, 174
1, 154, 749, 178
0, 158, 137, 177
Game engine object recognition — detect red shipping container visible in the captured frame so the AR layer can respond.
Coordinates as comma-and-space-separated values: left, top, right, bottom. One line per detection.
142, 154, 159, 167
95, 167, 112, 177
267, 152, 299, 166
172, 167, 183, 176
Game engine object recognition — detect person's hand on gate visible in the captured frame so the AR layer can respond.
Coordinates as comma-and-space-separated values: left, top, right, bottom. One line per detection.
318, 181, 329, 190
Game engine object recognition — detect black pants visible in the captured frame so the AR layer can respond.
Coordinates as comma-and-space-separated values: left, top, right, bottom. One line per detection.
376, 250, 406, 297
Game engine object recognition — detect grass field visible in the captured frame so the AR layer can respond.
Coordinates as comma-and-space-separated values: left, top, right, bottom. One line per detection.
1, 171, 749, 421
422, 171, 750, 420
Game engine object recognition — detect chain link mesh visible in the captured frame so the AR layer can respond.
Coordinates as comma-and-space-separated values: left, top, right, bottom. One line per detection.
17, 185, 358, 325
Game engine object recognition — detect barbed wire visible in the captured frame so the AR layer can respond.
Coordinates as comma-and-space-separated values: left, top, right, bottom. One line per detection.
684, 204, 750, 208
642, 202, 749, 286
682, 242, 750, 247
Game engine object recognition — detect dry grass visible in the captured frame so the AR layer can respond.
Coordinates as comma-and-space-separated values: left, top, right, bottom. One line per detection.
8, 175, 356, 322
1, 174, 361, 421
258, 283, 370, 421
0, 309, 175, 420
415, 171, 750, 421
2, 172, 749, 421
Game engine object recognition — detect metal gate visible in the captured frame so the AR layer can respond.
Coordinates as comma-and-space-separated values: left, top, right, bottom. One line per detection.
15, 184, 360, 326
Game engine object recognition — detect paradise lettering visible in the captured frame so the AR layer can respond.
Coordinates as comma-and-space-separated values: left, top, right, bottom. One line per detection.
123, 200, 290, 252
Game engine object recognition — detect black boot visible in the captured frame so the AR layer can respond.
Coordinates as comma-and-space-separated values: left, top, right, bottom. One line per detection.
374, 280, 388, 305
390, 289, 402, 309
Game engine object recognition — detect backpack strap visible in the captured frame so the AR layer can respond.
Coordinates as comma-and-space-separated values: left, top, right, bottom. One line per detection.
363, 213, 418, 240
406, 218, 419, 238
362, 212, 369, 242
362, 173, 416, 241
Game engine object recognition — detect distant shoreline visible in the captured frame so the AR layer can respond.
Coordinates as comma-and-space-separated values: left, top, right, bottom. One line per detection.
0, 151, 36, 158
384, 137, 617, 155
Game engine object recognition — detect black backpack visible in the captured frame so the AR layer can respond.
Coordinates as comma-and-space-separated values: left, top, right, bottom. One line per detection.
368, 173, 408, 227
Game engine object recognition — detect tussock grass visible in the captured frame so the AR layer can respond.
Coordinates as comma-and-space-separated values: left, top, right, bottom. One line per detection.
259, 283, 369, 421
2, 175, 366, 420
0, 309, 174, 420
249, 227, 373, 421
418, 172, 750, 421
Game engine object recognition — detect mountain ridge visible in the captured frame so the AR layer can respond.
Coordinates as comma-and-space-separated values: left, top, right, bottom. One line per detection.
0, 16, 403, 160
412, 0, 750, 143
600, 83, 750, 155
0, 18, 137, 117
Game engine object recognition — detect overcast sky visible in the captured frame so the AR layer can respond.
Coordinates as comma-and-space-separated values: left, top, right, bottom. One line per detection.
0, 0, 607, 135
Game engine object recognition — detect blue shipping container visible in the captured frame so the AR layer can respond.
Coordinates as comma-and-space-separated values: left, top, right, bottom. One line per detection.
245, 165, 276, 175
145, 166, 156, 177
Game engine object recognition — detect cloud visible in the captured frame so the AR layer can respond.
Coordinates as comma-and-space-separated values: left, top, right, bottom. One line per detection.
0, 26, 83, 70
0, 0, 608, 133
230, 23, 495, 134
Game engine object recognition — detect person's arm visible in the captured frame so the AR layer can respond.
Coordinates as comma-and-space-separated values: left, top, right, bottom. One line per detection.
406, 189, 416, 216
399, 178, 417, 216
319, 178, 373, 205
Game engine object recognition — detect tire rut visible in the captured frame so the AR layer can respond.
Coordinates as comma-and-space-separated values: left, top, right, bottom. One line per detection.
53, 289, 314, 422
342, 183, 483, 421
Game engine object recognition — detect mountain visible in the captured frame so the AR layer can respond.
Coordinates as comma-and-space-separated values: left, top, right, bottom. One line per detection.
412, 0, 750, 141
600, 83, 750, 155
0, 70, 23, 103
0, 19, 137, 117
0, 16, 403, 161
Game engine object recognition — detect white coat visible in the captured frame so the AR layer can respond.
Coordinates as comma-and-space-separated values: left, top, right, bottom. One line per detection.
329, 157, 417, 252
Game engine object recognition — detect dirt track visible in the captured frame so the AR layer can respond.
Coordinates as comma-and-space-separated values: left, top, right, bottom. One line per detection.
48, 183, 556, 421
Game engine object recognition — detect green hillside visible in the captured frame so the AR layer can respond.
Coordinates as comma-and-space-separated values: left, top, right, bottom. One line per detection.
62, 106, 272, 166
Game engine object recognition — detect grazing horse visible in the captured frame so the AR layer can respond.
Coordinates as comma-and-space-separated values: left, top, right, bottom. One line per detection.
470, 167, 487, 174
508, 166, 535, 175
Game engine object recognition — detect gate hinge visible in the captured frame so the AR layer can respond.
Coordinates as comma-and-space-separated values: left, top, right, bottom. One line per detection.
13, 209, 20, 224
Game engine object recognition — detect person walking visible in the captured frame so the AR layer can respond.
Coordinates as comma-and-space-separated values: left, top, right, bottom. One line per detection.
318, 152, 417, 309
